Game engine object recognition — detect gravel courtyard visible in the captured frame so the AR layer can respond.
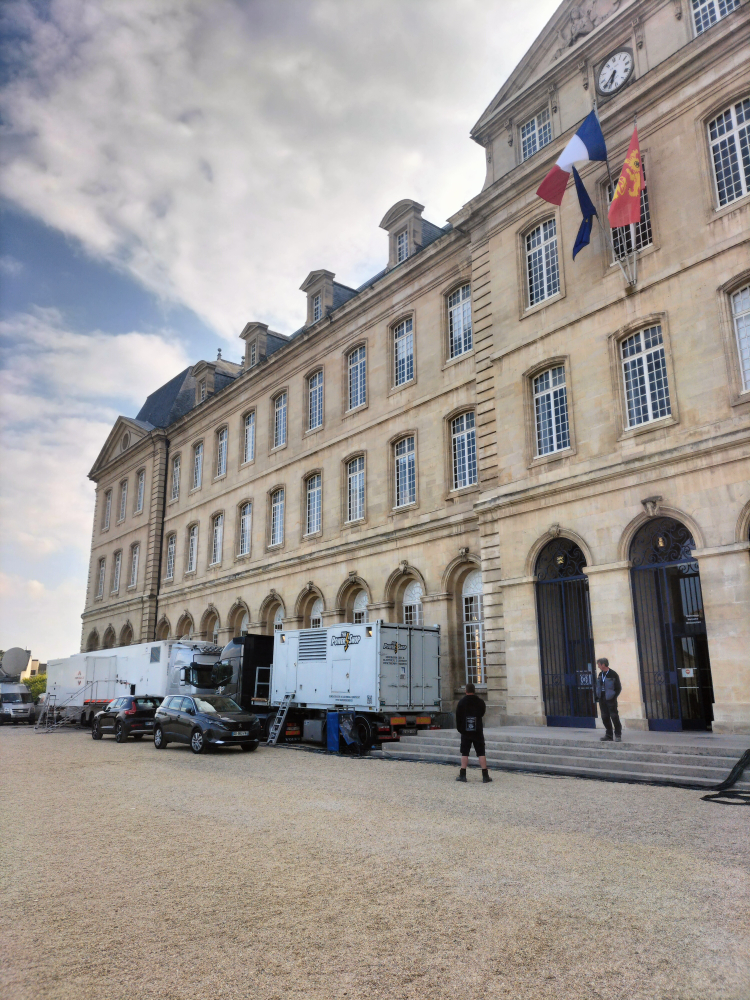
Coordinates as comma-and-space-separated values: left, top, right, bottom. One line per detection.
2, 727, 748, 1000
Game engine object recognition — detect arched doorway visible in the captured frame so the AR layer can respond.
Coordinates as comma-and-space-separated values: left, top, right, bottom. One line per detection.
630, 517, 714, 731
535, 537, 596, 727
462, 570, 485, 686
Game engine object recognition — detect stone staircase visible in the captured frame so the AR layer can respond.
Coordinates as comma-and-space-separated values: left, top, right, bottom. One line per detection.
375, 728, 750, 790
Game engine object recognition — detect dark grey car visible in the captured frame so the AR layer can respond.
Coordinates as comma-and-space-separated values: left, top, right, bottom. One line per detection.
153, 695, 262, 754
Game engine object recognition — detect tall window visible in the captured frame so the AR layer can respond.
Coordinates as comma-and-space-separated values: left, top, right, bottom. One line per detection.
243, 412, 255, 464
249, 342, 257, 368
170, 455, 180, 501
394, 318, 414, 386
187, 525, 198, 572
452, 413, 477, 489
448, 284, 472, 358
692, 0, 740, 35
521, 107, 552, 161
165, 534, 176, 579
271, 488, 284, 546
118, 480, 128, 522
274, 392, 287, 448
239, 502, 252, 556
733, 284, 750, 391
621, 325, 671, 427
312, 293, 322, 322
403, 580, 424, 626
192, 442, 203, 489
111, 551, 122, 593
306, 474, 322, 534
708, 97, 750, 207
310, 598, 323, 629
348, 346, 366, 410
396, 229, 408, 263
210, 513, 223, 565
526, 219, 560, 307
308, 370, 324, 430
96, 557, 106, 599
533, 366, 570, 456
216, 428, 227, 477
609, 159, 653, 260
347, 456, 365, 522
129, 544, 139, 588
135, 470, 145, 513
199, 379, 207, 402
353, 590, 368, 625
102, 489, 112, 530
462, 571, 486, 686
394, 436, 416, 507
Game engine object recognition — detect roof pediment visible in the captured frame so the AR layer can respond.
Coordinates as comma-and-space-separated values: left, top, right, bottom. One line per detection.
89, 416, 154, 480
379, 200, 424, 231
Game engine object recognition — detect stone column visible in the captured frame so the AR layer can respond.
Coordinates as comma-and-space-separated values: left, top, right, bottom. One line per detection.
583, 562, 647, 730
694, 541, 750, 734
498, 576, 545, 726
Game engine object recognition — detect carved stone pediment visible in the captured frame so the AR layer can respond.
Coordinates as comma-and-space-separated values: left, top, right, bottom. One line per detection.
551, 0, 622, 62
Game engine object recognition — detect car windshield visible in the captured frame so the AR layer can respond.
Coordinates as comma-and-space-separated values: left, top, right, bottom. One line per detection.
189, 665, 220, 688
135, 698, 159, 708
193, 696, 242, 714
2, 692, 31, 703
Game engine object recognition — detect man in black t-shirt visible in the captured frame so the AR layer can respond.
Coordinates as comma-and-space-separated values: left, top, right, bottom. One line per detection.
455, 683, 492, 783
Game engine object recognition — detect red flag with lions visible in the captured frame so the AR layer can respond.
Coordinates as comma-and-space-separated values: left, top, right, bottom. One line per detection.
608, 127, 644, 227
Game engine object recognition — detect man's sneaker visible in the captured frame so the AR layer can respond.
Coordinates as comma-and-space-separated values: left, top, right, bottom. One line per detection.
614, 734, 622, 742
600, 735, 613, 742
456, 772, 467, 782
482, 770, 492, 783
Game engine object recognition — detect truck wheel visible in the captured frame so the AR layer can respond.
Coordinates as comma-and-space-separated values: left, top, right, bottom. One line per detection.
153, 726, 167, 749
190, 729, 206, 754
115, 722, 127, 743
265, 714, 276, 738
354, 716, 374, 755
240, 741, 259, 752
91, 720, 102, 740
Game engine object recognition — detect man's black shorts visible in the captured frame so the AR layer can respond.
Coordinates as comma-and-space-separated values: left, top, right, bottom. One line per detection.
460, 732, 485, 756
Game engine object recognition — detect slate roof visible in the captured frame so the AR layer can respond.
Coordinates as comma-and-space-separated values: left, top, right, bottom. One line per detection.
135, 367, 197, 428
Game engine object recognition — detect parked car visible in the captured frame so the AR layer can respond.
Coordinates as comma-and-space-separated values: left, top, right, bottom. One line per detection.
153, 694, 262, 754
91, 696, 161, 742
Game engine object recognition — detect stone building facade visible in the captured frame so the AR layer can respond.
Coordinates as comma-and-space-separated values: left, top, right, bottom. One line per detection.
82, 0, 750, 732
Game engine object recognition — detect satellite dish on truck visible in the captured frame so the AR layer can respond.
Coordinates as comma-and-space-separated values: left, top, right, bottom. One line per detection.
1, 647, 31, 680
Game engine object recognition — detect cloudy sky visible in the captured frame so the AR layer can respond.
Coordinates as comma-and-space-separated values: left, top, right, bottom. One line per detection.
0, 0, 559, 662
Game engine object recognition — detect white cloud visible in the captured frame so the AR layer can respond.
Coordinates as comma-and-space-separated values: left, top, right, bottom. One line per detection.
0, 572, 84, 662
0, 255, 23, 277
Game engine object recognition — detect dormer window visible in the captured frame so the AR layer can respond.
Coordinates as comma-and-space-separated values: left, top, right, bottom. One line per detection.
249, 342, 257, 368
199, 379, 207, 402
396, 229, 409, 263
313, 294, 322, 322
521, 108, 552, 161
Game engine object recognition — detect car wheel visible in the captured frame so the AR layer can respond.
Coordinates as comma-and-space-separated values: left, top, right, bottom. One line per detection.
12, 720, 18, 725
115, 722, 127, 743
91, 720, 102, 740
240, 741, 259, 752
153, 725, 167, 749
29, 717, 35, 725
190, 729, 207, 754
132, 733, 144, 741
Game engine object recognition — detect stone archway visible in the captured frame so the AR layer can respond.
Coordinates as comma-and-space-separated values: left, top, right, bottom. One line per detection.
102, 626, 116, 649
258, 593, 285, 636
119, 622, 134, 647
155, 617, 170, 641
228, 601, 251, 638
86, 630, 99, 652
175, 613, 194, 639
201, 606, 221, 645
295, 584, 325, 629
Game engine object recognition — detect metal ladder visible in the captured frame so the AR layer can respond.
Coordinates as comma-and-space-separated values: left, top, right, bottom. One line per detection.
267, 692, 294, 745
39, 694, 57, 732
35, 681, 98, 731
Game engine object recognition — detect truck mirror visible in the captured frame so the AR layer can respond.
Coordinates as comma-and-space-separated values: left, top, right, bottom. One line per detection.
180, 668, 186, 683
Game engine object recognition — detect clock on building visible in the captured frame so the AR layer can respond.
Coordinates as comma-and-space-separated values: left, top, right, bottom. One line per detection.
596, 49, 634, 96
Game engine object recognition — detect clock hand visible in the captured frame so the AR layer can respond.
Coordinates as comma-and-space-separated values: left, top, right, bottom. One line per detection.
607, 69, 617, 88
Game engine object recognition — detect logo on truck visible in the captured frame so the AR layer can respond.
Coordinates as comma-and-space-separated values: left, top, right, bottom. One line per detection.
331, 631, 361, 652
383, 641, 406, 652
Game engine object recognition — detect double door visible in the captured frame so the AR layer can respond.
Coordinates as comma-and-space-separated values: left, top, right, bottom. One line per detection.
536, 577, 597, 727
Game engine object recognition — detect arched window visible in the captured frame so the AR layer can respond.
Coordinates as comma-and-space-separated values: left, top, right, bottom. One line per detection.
239, 502, 252, 556
310, 598, 323, 629
86, 630, 99, 652
102, 627, 116, 649
204, 612, 219, 645
273, 606, 284, 632
403, 580, 423, 626
462, 571, 485, 685
120, 623, 133, 647
353, 589, 368, 625
239, 611, 249, 636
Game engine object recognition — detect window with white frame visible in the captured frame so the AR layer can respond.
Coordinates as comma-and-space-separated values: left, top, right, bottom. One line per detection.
129, 543, 139, 588
403, 580, 424, 626
273, 606, 284, 631
238, 611, 249, 636
274, 392, 287, 448
394, 436, 416, 507
216, 427, 227, 477
192, 442, 203, 489
118, 480, 128, 522
165, 534, 176, 579
352, 589, 368, 625
239, 502, 252, 556
187, 525, 198, 572
393, 318, 414, 386
310, 598, 323, 629
396, 229, 408, 263
270, 488, 284, 546
526, 219, 560, 307
462, 571, 486, 685
692, 0, 740, 35
249, 342, 257, 368
312, 293, 322, 322
448, 284, 472, 358
451, 412, 477, 489
533, 365, 571, 456
621, 325, 672, 427
102, 490, 112, 531
348, 346, 366, 410
520, 107, 552, 161
243, 412, 255, 464
608, 158, 653, 260
199, 379, 207, 402
96, 557, 106, 599
708, 97, 750, 207
347, 456, 365, 522
210, 513, 223, 565
135, 470, 145, 513
111, 550, 122, 593
732, 284, 750, 391
306, 474, 322, 535
170, 456, 181, 501
308, 370, 323, 430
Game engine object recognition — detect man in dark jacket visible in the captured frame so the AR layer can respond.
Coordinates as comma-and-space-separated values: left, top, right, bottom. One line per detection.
595, 657, 623, 742
455, 683, 492, 783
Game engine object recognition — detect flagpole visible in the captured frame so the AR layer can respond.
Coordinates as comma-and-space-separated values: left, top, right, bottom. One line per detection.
595, 100, 635, 285
631, 113, 639, 286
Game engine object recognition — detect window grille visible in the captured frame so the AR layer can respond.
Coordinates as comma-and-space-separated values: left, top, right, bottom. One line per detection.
171, 456, 180, 501
249, 342, 257, 367
348, 346, 366, 409
608, 159, 653, 259
394, 436, 416, 507
533, 366, 571, 456
732, 284, 750, 391
135, 470, 145, 513
308, 371, 323, 430
274, 393, 287, 448
102, 490, 112, 531
347, 456, 365, 522
708, 97, 750, 207
129, 544, 139, 588
396, 229, 408, 263
187, 525, 198, 572
119, 480, 128, 522
448, 284, 472, 358
451, 412, 477, 489
274, 606, 284, 631
621, 325, 671, 427
352, 589, 368, 625
312, 293, 322, 322
199, 380, 206, 402
394, 318, 414, 386
521, 107, 552, 161
211, 514, 223, 565
239, 502, 252, 556
97, 558, 106, 598
462, 571, 485, 685
165, 535, 176, 579
692, 0, 740, 35
309, 599, 324, 631
112, 551, 122, 593
216, 428, 227, 477
526, 219, 560, 307
243, 412, 255, 464
306, 474, 322, 535
192, 443, 203, 489
271, 489, 284, 546
403, 580, 424, 626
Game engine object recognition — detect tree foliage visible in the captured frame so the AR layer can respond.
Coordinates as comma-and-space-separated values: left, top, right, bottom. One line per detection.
24, 674, 47, 700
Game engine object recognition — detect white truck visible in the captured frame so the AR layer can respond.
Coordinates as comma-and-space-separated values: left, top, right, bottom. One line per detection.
44, 640, 225, 726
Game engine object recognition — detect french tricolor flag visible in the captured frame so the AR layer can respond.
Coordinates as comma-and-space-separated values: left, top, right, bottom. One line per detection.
536, 110, 608, 206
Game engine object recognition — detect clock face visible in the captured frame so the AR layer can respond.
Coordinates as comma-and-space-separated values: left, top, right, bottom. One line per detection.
597, 50, 634, 95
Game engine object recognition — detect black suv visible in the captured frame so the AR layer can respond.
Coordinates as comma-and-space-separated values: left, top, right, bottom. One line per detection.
91, 696, 161, 742
153, 695, 262, 754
